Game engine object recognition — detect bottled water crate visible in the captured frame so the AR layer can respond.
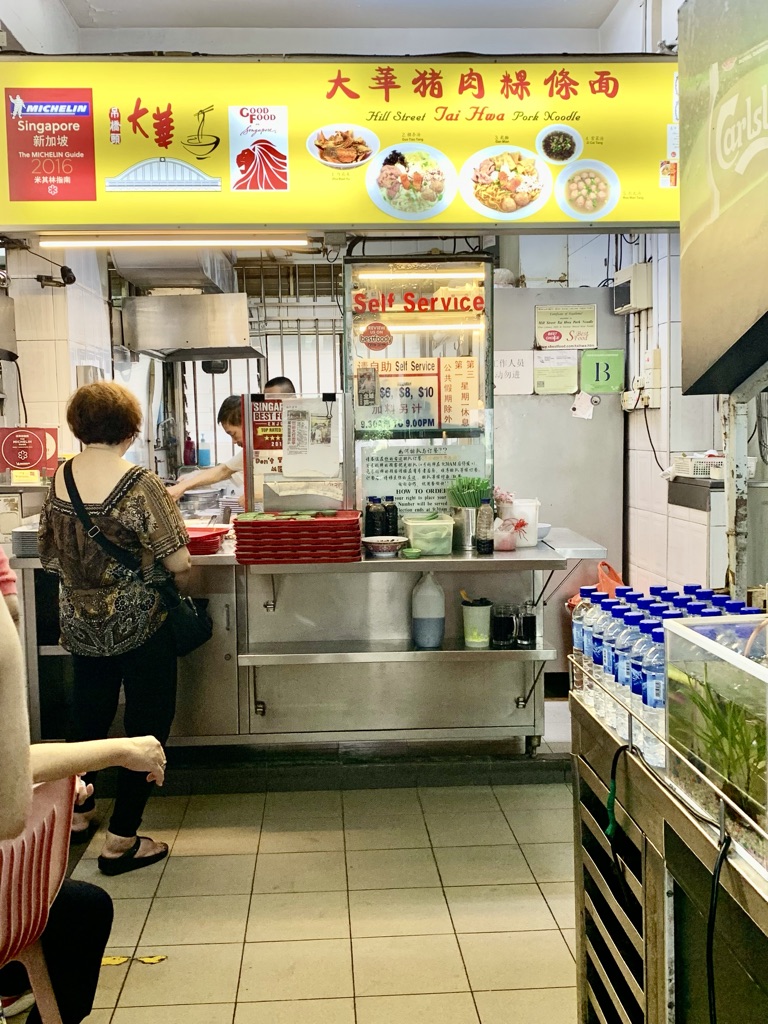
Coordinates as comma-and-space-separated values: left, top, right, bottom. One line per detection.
672, 455, 757, 479
664, 615, 768, 879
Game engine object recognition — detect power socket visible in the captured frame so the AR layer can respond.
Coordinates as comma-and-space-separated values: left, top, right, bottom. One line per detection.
644, 388, 662, 409
643, 349, 662, 390
621, 390, 644, 411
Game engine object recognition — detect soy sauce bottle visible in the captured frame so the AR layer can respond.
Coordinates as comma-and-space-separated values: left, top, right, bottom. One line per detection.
384, 496, 399, 535
366, 497, 387, 536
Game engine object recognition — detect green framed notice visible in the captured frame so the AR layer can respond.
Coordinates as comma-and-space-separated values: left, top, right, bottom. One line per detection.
581, 349, 625, 393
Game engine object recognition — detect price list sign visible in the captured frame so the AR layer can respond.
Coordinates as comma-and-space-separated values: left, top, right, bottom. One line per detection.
354, 356, 480, 431
361, 443, 487, 515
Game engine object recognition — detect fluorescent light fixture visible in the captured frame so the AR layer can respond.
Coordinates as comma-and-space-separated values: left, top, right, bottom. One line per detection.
359, 323, 482, 331
356, 271, 484, 281
39, 238, 309, 249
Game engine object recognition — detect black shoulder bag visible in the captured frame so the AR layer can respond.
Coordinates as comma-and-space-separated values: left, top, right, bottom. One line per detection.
62, 459, 213, 657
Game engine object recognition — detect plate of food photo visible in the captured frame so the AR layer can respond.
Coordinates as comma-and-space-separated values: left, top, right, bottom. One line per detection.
459, 145, 553, 220
535, 124, 584, 164
306, 124, 379, 168
365, 143, 458, 221
555, 160, 620, 220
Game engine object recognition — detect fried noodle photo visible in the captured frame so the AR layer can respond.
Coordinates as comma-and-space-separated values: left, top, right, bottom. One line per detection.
471, 151, 543, 213
375, 149, 446, 214
314, 128, 372, 165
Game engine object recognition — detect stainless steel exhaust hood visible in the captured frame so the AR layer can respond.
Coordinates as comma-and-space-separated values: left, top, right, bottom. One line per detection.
122, 293, 263, 361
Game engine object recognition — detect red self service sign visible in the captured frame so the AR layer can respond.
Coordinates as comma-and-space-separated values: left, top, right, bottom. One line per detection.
4, 88, 96, 201
0, 427, 58, 473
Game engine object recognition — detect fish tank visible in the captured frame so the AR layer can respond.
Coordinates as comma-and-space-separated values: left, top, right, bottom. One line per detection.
665, 616, 768, 879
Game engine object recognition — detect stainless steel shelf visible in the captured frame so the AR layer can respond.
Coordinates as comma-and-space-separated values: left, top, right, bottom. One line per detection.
242, 546, 567, 575
239, 637, 557, 667
39, 645, 68, 657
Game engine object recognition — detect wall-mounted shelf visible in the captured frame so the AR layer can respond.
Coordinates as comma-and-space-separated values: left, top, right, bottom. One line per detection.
239, 637, 557, 667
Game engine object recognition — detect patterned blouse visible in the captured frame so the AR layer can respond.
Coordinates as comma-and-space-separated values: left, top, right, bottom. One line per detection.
38, 466, 189, 657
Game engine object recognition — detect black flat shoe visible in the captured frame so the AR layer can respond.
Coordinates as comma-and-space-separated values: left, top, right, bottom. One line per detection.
98, 836, 169, 876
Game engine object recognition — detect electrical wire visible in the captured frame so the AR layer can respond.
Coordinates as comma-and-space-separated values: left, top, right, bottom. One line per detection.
749, 420, 758, 443
707, 832, 732, 1024
15, 362, 27, 425
643, 404, 666, 472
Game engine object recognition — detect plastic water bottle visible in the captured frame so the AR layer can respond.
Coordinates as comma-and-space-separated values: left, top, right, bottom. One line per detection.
714, 617, 742, 653
686, 600, 707, 618
571, 586, 597, 690
411, 572, 445, 649
739, 608, 766, 660
683, 583, 701, 596
636, 596, 656, 616
672, 595, 693, 616
695, 588, 715, 606
197, 433, 212, 467
711, 594, 730, 610
642, 628, 667, 768
725, 599, 746, 614
661, 608, 683, 620
628, 618, 662, 752
648, 601, 670, 618
660, 589, 679, 603
581, 592, 609, 707
649, 585, 667, 597
614, 586, 633, 601
591, 599, 620, 718
614, 612, 644, 739
475, 498, 494, 555
625, 590, 644, 610
602, 605, 630, 727
699, 607, 722, 618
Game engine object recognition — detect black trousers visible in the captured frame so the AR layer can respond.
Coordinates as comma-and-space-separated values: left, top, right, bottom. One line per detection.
70, 618, 177, 837
0, 879, 113, 1024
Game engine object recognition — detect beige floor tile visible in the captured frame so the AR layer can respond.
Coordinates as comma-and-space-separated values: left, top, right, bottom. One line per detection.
434, 846, 534, 887
520, 844, 575, 883
347, 848, 440, 890
171, 826, 261, 857
109, 898, 152, 947
418, 787, 500, 815
444, 884, 555, 933
562, 929, 577, 960
238, 939, 353, 1001
353, 934, 469, 996
504, 808, 576, 845
425, 812, 516, 848
140, 894, 250, 945
82, 1012, 113, 1024
345, 817, 430, 851
141, 796, 191, 829
259, 820, 345, 854
475, 987, 577, 1024
92, 946, 133, 1009
182, 793, 265, 828
264, 790, 342, 820
112, 1005, 234, 1024
72, 857, 166, 899
247, 891, 350, 941
343, 788, 422, 819
458, 931, 575, 990
157, 854, 256, 897
539, 882, 576, 930
235, 999, 354, 1024
253, 851, 347, 893
356, 993, 479, 1024
493, 784, 573, 812
118, 943, 242, 1006
349, 887, 453, 937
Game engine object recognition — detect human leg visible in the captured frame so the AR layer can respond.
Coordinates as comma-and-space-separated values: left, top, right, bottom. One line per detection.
68, 652, 123, 809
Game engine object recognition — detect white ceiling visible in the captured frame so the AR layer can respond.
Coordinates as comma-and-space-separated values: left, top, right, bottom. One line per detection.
58, 0, 621, 32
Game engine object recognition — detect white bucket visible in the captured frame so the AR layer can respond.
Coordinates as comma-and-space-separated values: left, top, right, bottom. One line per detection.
511, 498, 540, 547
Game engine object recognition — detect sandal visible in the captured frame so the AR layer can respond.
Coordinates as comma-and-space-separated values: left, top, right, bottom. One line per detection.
70, 824, 95, 845
98, 836, 169, 876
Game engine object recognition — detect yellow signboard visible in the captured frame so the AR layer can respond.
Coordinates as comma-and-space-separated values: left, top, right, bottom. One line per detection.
0, 58, 678, 229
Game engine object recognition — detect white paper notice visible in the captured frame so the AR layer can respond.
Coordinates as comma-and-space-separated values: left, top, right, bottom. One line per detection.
571, 391, 595, 420
533, 349, 578, 394
494, 351, 534, 395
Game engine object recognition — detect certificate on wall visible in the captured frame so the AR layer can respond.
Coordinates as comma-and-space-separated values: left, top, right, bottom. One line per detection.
533, 350, 579, 394
535, 304, 597, 349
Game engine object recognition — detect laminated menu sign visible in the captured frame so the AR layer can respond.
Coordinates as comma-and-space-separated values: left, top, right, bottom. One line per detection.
280, 397, 341, 478
250, 398, 283, 474
354, 356, 479, 430
361, 443, 487, 514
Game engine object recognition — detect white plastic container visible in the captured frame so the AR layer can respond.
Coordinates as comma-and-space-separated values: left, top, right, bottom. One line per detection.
511, 498, 540, 547
402, 514, 454, 556
412, 572, 445, 649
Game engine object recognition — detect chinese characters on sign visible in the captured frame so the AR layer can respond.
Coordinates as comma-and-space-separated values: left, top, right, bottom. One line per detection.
534, 305, 597, 349
4, 88, 96, 201
354, 357, 480, 431
493, 351, 534, 395
361, 444, 487, 514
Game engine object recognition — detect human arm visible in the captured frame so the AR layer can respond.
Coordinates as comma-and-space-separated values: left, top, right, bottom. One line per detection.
0, 544, 19, 625
166, 463, 234, 502
30, 735, 167, 786
0, 591, 32, 839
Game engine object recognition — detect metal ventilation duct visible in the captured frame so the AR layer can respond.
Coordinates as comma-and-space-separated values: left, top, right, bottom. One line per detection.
111, 248, 236, 293
122, 293, 263, 361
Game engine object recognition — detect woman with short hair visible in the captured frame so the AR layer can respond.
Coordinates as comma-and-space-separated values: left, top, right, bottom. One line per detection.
38, 381, 191, 875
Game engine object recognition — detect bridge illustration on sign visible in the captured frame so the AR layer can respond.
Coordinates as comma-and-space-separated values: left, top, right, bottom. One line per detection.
104, 156, 221, 191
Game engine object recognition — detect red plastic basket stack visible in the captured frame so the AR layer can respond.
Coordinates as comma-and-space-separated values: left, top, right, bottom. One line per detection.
186, 525, 230, 555
233, 511, 362, 564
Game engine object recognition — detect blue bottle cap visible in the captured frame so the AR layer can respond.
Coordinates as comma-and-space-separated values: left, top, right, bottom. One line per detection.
625, 591, 644, 603
637, 596, 655, 611
711, 594, 730, 608
700, 607, 722, 617
661, 609, 684, 619
648, 602, 669, 615
651, 628, 666, 643
614, 586, 633, 597
612, 605, 627, 618
739, 607, 763, 614
579, 586, 597, 598
385, 495, 394, 501
725, 599, 745, 613
696, 589, 715, 602
660, 589, 679, 601
683, 584, 701, 595
601, 599, 620, 610
591, 592, 609, 604
649, 585, 666, 595
623, 612, 644, 626
672, 595, 692, 609
686, 601, 707, 615
640, 617, 662, 634
480, 497, 491, 504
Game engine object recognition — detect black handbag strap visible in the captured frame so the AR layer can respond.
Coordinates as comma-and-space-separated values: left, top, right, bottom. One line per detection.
62, 458, 142, 573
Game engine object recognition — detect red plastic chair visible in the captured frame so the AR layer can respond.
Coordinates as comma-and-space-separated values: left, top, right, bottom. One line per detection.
0, 776, 76, 1024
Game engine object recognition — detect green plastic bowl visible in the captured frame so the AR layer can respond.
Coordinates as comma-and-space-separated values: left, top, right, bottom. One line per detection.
401, 547, 422, 559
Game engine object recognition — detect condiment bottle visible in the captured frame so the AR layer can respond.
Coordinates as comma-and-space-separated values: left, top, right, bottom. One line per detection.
367, 497, 387, 537
412, 572, 445, 649
364, 496, 377, 537
384, 495, 399, 535
517, 600, 537, 649
475, 497, 494, 555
